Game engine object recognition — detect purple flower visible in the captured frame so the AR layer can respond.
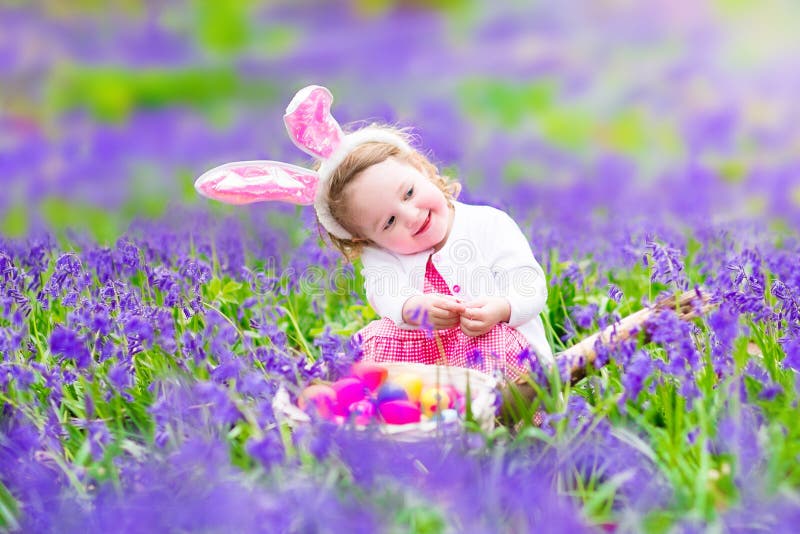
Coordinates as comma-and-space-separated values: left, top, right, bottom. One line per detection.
246, 431, 285, 470
466, 348, 484, 368
608, 284, 623, 303
313, 327, 360, 380
619, 350, 654, 405
646, 309, 700, 375
88, 307, 113, 336
181, 330, 207, 365
6, 364, 36, 390
569, 303, 598, 330
49, 325, 91, 368
780, 337, 800, 372
86, 420, 111, 461
107, 359, 134, 393
758, 384, 782, 401
123, 315, 154, 354
236, 371, 271, 398
54, 253, 82, 277
707, 304, 739, 377
210, 355, 243, 384
116, 239, 142, 273
307, 422, 337, 461
644, 236, 687, 288
193, 382, 242, 426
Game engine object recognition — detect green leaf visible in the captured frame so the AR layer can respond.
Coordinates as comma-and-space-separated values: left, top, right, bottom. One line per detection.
0, 481, 20, 531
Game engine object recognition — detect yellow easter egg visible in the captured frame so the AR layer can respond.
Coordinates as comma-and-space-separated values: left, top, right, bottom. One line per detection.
419, 386, 451, 417
392, 373, 424, 403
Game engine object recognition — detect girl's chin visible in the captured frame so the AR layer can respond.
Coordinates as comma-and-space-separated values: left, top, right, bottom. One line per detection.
427, 230, 448, 252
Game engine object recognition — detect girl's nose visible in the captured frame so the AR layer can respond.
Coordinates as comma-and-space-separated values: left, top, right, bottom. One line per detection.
402, 205, 419, 229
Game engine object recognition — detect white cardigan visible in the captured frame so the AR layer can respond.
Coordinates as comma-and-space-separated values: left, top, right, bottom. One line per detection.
360, 201, 554, 364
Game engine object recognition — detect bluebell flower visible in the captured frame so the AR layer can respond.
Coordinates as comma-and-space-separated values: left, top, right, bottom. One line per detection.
607, 284, 624, 303
780, 337, 800, 372
246, 430, 285, 471
619, 350, 654, 405
49, 325, 92, 368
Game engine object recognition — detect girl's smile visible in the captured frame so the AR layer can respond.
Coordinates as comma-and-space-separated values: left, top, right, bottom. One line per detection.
345, 157, 454, 255
414, 211, 431, 236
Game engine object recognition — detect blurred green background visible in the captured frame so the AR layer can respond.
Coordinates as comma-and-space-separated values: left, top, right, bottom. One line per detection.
3, 0, 800, 243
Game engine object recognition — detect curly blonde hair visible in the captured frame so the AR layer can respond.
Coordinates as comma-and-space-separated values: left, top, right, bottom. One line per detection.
318, 128, 461, 260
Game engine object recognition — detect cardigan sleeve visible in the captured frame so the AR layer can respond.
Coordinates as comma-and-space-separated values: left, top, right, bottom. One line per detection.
484, 209, 548, 327
360, 246, 423, 329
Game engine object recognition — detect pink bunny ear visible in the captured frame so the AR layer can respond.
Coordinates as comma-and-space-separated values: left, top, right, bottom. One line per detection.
283, 85, 344, 159
194, 160, 318, 206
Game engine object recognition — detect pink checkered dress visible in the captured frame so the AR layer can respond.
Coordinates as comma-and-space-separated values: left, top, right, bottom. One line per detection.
356, 255, 532, 381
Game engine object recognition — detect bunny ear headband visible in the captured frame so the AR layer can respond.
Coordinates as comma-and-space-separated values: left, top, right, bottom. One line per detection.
194, 85, 413, 240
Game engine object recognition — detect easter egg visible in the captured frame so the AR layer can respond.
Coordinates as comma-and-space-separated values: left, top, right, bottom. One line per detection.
298, 384, 337, 418
331, 378, 367, 415
442, 385, 461, 407
419, 387, 451, 417
378, 400, 421, 425
392, 373, 424, 403
350, 363, 388, 391
453, 394, 467, 414
348, 399, 376, 425
376, 382, 408, 404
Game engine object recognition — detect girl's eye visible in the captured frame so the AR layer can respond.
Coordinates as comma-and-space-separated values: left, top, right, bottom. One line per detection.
405, 187, 414, 199
383, 215, 395, 230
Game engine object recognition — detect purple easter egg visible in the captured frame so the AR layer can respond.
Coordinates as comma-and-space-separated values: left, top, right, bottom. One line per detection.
377, 382, 409, 404
331, 377, 367, 415
378, 400, 421, 425
348, 399, 376, 425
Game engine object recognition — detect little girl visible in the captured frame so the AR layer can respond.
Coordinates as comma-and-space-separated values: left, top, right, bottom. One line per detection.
195, 85, 553, 381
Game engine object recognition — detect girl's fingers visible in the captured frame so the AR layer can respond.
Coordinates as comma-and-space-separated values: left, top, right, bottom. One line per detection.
428, 307, 460, 329
435, 302, 464, 315
460, 316, 484, 331
431, 316, 459, 329
461, 325, 483, 337
430, 313, 455, 326
460, 314, 494, 336
435, 295, 464, 307
440, 301, 466, 314
463, 308, 486, 322
431, 305, 458, 318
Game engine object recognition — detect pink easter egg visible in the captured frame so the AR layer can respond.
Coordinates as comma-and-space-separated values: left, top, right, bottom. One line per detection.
442, 385, 460, 408
454, 395, 467, 414
348, 399, 376, 425
378, 400, 421, 425
298, 384, 337, 419
331, 377, 367, 415
350, 362, 388, 391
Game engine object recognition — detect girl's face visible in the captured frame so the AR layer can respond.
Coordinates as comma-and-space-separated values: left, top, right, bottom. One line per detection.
344, 157, 453, 255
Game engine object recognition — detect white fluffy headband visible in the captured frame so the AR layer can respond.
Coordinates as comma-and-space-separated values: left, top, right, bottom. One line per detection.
194, 85, 413, 240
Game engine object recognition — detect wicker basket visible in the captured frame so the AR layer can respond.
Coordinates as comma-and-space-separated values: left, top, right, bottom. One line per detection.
273, 362, 499, 440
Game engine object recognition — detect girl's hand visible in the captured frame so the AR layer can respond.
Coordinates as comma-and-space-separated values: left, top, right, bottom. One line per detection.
402, 294, 466, 330
460, 297, 511, 337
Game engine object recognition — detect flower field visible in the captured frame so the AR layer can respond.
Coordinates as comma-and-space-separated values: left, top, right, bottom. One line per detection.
3, 1, 800, 532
